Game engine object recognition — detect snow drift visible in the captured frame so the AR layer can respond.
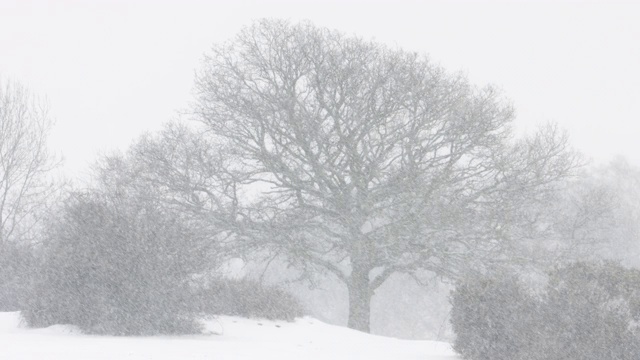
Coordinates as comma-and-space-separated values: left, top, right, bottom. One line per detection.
0, 312, 458, 359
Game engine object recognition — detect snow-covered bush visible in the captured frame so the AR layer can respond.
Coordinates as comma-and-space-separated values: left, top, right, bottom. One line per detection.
450, 262, 640, 360
22, 191, 210, 335
450, 273, 539, 360
0, 242, 35, 311
538, 262, 640, 360
194, 278, 305, 321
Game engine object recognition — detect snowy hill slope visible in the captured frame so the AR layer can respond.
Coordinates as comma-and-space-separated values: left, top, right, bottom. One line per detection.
0, 312, 458, 360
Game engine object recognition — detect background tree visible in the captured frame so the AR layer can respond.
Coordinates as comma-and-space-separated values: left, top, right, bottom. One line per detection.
146, 20, 578, 332
0, 78, 60, 309
529, 158, 640, 268
507, 169, 616, 269
587, 158, 640, 267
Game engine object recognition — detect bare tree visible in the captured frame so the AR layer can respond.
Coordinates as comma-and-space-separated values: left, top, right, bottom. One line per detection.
166, 20, 579, 332
560, 158, 640, 267
0, 79, 59, 247
598, 159, 640, 267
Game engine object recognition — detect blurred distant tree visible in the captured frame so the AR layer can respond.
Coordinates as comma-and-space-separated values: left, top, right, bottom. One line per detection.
510, 170, 615, 267
505, 157, 640, 270
565, 159, 640, 266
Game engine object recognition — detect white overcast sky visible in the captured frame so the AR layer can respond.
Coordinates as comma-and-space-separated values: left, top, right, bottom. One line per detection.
1, 0, 639, 176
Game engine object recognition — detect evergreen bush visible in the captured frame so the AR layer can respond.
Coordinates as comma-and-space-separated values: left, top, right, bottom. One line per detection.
22, 192, 208, 335
450, 262, 640, 360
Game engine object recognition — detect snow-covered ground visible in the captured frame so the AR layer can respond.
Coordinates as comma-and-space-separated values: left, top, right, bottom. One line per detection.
0, 312, 458, 359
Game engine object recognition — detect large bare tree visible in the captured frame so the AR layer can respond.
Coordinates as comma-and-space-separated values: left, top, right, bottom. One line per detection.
161, 20, 579, 332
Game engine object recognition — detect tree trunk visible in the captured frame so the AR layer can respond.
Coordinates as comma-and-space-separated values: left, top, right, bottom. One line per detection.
347, 264, 372, 332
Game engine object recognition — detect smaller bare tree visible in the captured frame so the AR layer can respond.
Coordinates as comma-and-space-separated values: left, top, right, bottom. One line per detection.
0, 79, 60, 246
0, 78, 60, 309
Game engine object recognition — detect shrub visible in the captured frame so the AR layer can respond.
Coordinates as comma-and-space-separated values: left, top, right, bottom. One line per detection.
450, 273, 539, 360
450, 262, 640, 360
22, 192, 209, 335
194, 278, 305, 321
538, 262, 640, 360
0, 242, 35, 311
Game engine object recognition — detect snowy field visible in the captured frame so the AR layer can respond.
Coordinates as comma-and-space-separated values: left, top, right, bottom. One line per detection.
0, 312, 458, 360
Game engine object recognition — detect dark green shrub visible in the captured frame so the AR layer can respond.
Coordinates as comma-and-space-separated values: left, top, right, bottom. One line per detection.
450, 262, 640, 360
194, 278, 305, 321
